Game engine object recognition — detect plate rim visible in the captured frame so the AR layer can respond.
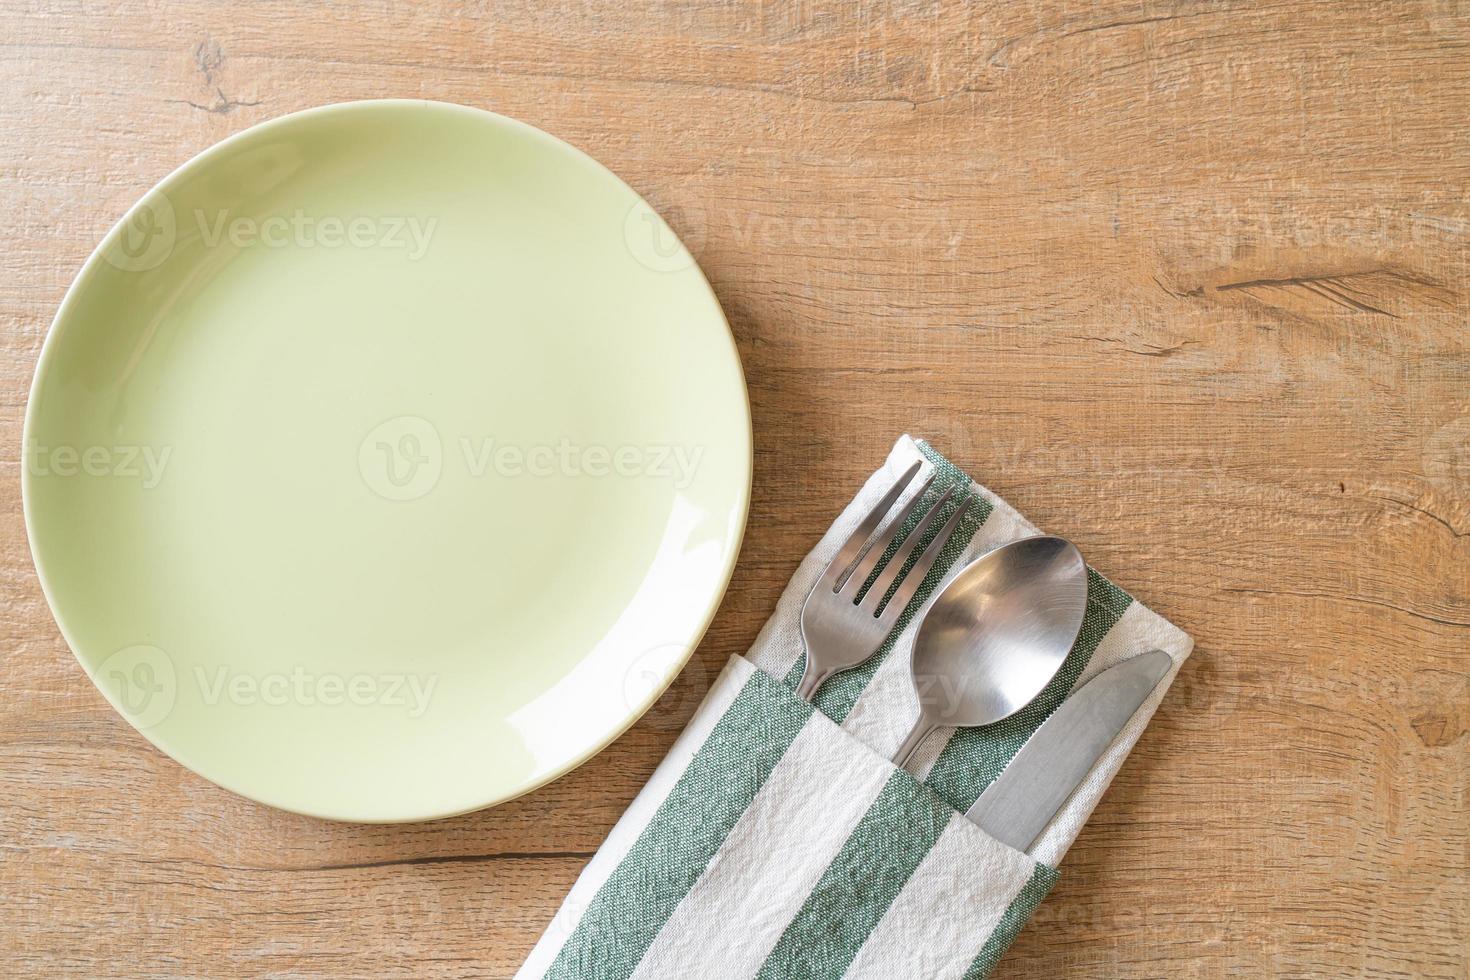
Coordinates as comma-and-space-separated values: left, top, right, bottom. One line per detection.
21, 98, 753, 822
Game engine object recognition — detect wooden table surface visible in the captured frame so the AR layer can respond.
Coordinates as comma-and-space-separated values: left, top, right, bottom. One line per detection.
2, 2, 1466, 977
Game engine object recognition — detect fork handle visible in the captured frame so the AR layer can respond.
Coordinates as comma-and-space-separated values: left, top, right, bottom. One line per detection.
795, 660, 834, 702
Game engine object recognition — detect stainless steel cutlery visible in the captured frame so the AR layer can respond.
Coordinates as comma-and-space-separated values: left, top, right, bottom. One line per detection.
890, 535, 1088, 768
796, 460, 971, 701
796, 459, 1167, 855
965, 650, 1173, 851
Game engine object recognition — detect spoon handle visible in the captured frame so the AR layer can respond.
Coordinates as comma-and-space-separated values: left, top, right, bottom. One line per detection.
892, 718, 935, 770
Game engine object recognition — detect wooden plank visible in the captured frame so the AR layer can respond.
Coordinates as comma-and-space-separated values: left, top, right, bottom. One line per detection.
0, 1, 1465, 976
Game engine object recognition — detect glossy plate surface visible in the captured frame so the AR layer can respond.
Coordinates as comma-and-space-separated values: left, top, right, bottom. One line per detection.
23, 101, 751, 822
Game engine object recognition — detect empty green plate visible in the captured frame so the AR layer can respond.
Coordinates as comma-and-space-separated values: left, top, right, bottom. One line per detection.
23, 101, 750, 822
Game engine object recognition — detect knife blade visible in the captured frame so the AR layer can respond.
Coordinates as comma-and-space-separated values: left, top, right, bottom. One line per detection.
964, 649, 1173, 852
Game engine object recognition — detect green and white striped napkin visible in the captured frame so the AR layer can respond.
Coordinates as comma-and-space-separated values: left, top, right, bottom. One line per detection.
518, 436, 1193, 980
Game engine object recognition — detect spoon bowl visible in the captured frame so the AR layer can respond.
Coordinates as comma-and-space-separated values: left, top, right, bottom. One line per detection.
892, 535, 1088, 768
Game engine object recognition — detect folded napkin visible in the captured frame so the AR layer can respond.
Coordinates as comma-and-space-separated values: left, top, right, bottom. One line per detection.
518, 436, 1193, 980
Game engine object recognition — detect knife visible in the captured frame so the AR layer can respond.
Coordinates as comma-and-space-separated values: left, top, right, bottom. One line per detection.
965, 649, 1173, 852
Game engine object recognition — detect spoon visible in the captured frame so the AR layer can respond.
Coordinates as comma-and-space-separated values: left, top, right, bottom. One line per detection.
891, 535, 1088, 769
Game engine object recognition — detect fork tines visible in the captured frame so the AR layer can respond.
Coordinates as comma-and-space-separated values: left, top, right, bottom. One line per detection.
823, 459, 972, 622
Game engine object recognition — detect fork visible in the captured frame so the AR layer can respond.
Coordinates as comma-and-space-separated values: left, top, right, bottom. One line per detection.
795, 459, 973, 701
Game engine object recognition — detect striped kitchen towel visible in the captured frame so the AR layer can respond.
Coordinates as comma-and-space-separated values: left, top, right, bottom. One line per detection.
518, 435, 1194, 980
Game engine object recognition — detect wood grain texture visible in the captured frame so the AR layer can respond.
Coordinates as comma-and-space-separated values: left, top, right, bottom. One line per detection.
1, 1, 1466, 976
